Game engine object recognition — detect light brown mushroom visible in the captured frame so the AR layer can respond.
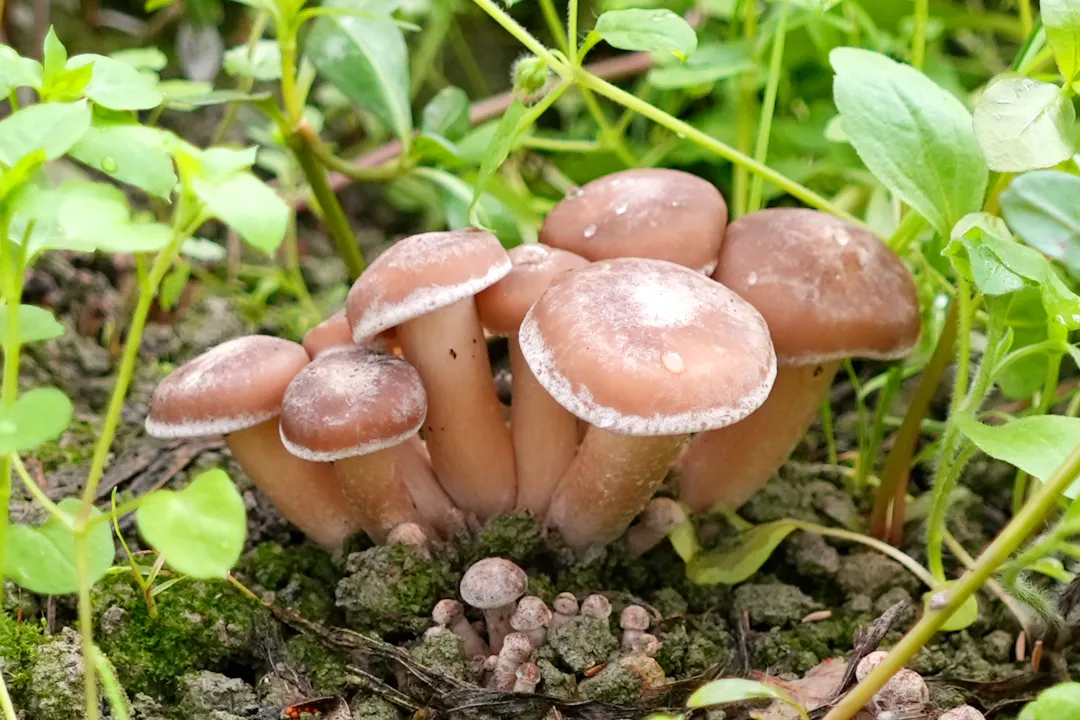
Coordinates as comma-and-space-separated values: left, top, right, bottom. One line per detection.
540, 168, 728, 273
475, 244, 590, 516
460, 557, 528, 652
678, 209, 921, 512
510, 596, 553, 648
619, 605, 650, 652
302, 310, 399, 358
625, 633, 661, 657
580, 594, 612, 620
623, 497, 687, 557
519, 258, 776, 551
347, 229, 515, 520
433, 599, 489, 658
279, 347, 462, 542
145, 335, 361, 547
490, 632, 534, 691
550, 593, 579, 629
513, 662, 541, 694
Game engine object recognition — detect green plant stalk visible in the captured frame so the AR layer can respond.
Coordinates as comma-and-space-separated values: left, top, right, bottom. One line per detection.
747, 1, 788, 214
793, 520, 936, 587
856, 366, 903, 492
821, 397, 838, 465
733, 4, 759, 218
448, 19, 491, 97
538, 0, 569, 55
92, 646, 129, 720
0, 210, 24, 604
912, 0, 929, 69
0, 673, 17, 720
410, 1, 452, 96
824, 440, 1080, 720
523, 136, 601, 152
567, 0, 578, 65
1019, 0, 1033, 37
213, 11, 269, 145
576, 87, 637, 168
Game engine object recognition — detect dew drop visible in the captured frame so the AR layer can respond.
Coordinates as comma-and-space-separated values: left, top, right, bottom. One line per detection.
614, 203, 628, 216
583, 224, 597, 239
101, 157, 118, 173
1057, 314, 1066, 324
568, 187, 584, 198
1073, 314, 1080, 323
661, 351, 685, 374
671, 200, 682, 208
746, 271, 758, 286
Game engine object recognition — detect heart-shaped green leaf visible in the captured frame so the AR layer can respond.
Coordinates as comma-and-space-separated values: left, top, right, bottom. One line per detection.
68, 117, 177, 199
594, 9, 698, 60
956, 414, 1080, 497
0, 387, 73, 454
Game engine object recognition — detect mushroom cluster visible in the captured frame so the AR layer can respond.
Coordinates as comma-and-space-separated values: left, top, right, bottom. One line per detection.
145, 168, 920, 553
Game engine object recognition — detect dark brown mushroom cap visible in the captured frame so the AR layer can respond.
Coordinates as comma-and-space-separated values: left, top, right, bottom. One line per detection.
278, 347, 426, 462
346, 229, 511, 340
145, 335, 308, 438
475, 244, 589, 336
460, 557, 528, 609
539, 169, 728, 272
519, 258, 776, 435
712, 208, 921, 364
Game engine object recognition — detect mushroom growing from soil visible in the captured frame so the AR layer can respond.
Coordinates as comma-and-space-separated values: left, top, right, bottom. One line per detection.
519, 258, 777, 551
510, 596, 553, 648
460, 557, 528, 652
347, 229, 515, 521
433, 599, 489, 657
475, 244, 590, 516
619, 605, 650, 652
623, 497, 687, 557
144, 335, 361, 547
278, 346, 462, 542
540, 168, 728, 273
677, 209, 920, 512
550, 593, 578, 629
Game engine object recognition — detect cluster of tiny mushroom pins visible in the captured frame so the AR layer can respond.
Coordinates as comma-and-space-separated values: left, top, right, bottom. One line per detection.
146, 167, 922, 557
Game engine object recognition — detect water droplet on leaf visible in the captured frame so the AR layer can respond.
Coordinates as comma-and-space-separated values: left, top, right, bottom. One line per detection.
101, 157, 118, 173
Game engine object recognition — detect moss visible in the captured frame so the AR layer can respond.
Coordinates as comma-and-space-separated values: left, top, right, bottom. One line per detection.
26, 627, 128, 720
410, 630, 472, 682
0, 611, 46, 705
546, 616, 618, 673
175, 671, 258, 716
286, 634, 350, 695
538, 659, 578, 700
240, 541, 340, 591
30, 418, 98, 472
351, 695, 404, 720
656, 618, 732, 678
92, 574, 262, 697
467, 512, 551, 565
278, 574, 336, 624
734, 582, 821, 628
336, 543, 459, 637
578, 663, 641, 705
751, 616, 861, 675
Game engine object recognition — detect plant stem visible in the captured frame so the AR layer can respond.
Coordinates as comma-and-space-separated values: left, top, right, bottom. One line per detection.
912, 0, 929, 69
0, 673, 17, 720
733, 4, 759, 218
824, 440, 1080, 720
538, 0, 569, 55
568, 0, 579, 65
409, 0, 451, 96
577, 86, 637, 167
448, 19, 491, 97
91, 646, 130, 720
1019, 0, 1033, 37
474, 0, 569, 75
0, 211, 23, 605
793, 520, 936, 588
523, 136, 601, 152
821, 397, 838, 465
747, 1, 788, 214
212, 11, 268, 145
12, 454, 66, 522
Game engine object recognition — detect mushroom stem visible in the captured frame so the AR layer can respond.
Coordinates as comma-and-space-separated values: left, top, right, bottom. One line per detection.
226, 420, 361, 547
398, 437, 467, 539
508, 340, 579, 517
548, 429, 687, 551
677, 361, 840, 512
333, 447, 428, 544
396, 298, 516, 520
623, 497, 686, 557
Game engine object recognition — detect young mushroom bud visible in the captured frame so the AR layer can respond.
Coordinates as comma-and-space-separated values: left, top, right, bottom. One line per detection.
460, 558, 528, 652
433, 599, 489, 658
386, 522, 432, 560
678, 209, 920, 512
619, 605, 650, 652
510, 596, 553, 648
541, 168, 728, 273
626, 633, 661, 658
347, 229, 516, 521
623, 497, 686, 557
513, 662, 541, 694
520, 258, 776, 551
550, 593, 579, 629
475, 244, 589, 517
580, 594, 612, 620
938, 707, 985, 720
871, 669, 929, 716
145, 335, 362, 547
490, 632, 534, 691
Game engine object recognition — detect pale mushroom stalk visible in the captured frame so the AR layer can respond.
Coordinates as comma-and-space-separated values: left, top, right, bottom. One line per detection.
386, 522, 432, 559
550, 593, 578, 629
397, 437, 466, 538
460, 558, 528, 653
329, 449, 428, 543
513, 663, 540, 694
490, 633, 534, 691
623, 497, 687, 557
395, 299, 516, 520
434, 599, 490, 658
678, 362, 839, 511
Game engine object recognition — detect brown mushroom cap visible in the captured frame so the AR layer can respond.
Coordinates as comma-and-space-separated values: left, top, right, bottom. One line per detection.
475, 244, 589, 336
519, 258, 776, 435
553, 593, 579, 616
460, 557, 528, 610
302, 311, 354, 358
712, 208, 920, 364
146, 335, 308, 438
511, 596, 553, 632
620, 606, 650, 632
346, 228, 511, 340
540, 169, 728, 273
278, 347, 426, 461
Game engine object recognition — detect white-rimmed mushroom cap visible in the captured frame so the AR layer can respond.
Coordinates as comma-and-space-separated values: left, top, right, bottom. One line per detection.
519, 258, 776, 435
346, 228, 511, 341
475, 243, 589, 337
146, 335, 308, 438
278, 347, 426, 462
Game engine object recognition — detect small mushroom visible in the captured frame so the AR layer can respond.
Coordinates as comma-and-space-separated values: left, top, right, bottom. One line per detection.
619, 605, 650, 652
938, 707, 985, 720
513, 662, 541, 694
541, 168, 728, 273
625, 633, 661, 658
519, 258, 776, 550
460, 558, 528, 652
347, 229, 515, 521
475, 244, 589, 516
855, 651, 889, 682
623, 498, 687, 557
386, 522, 432, 559
433, 599, 489, 658
510, 596, 553, 648
678, 209, 920, 512
870, 669, 928, 716
580, 594, 611, 620
490, 632, 534, 691
550, 593, 579, 629
145, 335, 361, 547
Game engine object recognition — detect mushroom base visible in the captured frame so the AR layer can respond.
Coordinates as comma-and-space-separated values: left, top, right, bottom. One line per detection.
335, 445, 431, 544
396, 298, 516, 521
509, 339, 579, 517
676, 361, 841, 512
547, 428, 688, 551
226, 419, 362, 548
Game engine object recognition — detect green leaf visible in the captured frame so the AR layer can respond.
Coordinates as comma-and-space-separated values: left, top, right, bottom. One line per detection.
686, 520, 798, 585
923, 582, 979, 632
200, 146, 258, 180
1043, 0, 1080, 83
469, 100, 529, 219
1019, 682, 1080, 720
956, 414, 1080, 498
136, 469, 247, 578
68, 54, 162, 110
194, 172, 287, 254
421, 86, 470, 141
830, 47, 988, 236
306, 0, 412, 143
41, 27, 68, 86
68, 117, 177, 199
1001, 171, 1080, 278
415, 168, 532, 247
181, 238, 227, 262
688, 679, 808, 720
4, 498, 114, 595
159, 264, 191, 311
413, 132, 463, 166
994, 289, 1056, 399
0, 45, 43, 96
0, 305, 65, 346
160, 87, 272, 111
109, 47, 168, 72
594, 9, 698, 60
668, 517, 701, 563
0, 387, 73, 454
0, 101, 91, 166
223, 40, 282, 81
57, 182, 173, 253
646, 38, 753, 89
972, 76, 1076, 172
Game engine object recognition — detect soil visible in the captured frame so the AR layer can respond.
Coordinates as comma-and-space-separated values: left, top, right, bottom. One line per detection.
3, 246, 1077, 720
